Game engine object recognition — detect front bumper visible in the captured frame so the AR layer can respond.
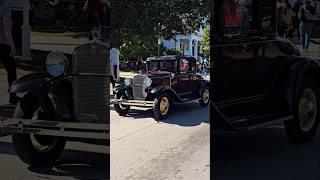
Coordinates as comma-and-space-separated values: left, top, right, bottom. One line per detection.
112, 99, 155, 108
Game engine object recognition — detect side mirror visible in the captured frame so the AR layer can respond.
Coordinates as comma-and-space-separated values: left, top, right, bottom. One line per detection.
170, 73, 175, 79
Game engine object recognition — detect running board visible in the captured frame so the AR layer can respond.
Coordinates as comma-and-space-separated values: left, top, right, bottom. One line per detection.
232, 115, 292, 131
0, 117, 109, 140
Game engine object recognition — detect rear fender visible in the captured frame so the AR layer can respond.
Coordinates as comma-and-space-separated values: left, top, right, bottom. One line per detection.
198, 80, 210, 97
279, 57, 320, 114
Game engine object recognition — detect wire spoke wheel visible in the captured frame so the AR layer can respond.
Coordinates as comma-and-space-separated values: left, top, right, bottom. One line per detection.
299, 88, 317, 132
203, 89, 210, 104
159, 97, 169, 115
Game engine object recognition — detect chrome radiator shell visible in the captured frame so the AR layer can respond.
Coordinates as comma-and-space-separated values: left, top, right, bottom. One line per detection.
132, 75, 147, 100
72, 43, 109, 123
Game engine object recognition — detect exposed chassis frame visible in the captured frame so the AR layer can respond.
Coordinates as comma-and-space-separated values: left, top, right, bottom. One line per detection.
0, 117, 109, 140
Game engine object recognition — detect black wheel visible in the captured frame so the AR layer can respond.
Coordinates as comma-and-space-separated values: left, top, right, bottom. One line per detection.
12, 94, 66, 166
285, 77, 320, 143
114, 94, 130, 116
199, 86, 210, 107
154, 93, 171, 121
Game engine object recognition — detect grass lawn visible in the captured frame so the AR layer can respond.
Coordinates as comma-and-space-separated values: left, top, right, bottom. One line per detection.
120, 71, 138, 78
31, 31, 87, 38
31, 25, 111, 39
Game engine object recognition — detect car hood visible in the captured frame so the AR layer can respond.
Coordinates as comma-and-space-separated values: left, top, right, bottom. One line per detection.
142, 71, 172, 87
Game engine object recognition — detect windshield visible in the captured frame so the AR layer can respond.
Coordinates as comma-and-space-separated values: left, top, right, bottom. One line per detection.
148, 60, 178, 72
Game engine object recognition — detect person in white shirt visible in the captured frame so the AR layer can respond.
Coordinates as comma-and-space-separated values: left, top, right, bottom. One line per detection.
110, 43, 119, 88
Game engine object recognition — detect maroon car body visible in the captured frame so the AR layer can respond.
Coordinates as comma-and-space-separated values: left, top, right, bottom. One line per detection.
213, 0, 320, 143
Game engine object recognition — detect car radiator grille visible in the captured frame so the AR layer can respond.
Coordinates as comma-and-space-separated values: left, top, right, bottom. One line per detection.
72, 43, 109, 123
133, 75, 147, 101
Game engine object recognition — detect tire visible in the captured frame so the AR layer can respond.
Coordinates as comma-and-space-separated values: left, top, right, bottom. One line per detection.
154, 93, 171, 121
285, 77, 320, 143
114, 94, 130, 116
199, 86, 210, 107
12, 94, 66, 166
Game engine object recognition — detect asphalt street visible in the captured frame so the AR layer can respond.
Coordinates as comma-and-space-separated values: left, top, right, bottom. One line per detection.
213, 125, 320, 180
110, 102, 210, 180
0, 135, 109, 180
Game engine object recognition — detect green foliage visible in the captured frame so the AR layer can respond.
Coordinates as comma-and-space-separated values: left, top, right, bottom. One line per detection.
110, 0, 210, 59
200, 26, 210, 58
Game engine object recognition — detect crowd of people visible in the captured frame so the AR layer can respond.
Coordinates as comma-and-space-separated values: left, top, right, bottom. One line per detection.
277, 0, 317, 52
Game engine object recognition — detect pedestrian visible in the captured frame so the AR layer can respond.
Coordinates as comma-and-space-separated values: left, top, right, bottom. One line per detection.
136, 57, 143, 73
84, 0, 105, 40
110, 43, 119, 89
298, 0, 315, 52
292, 0, 302, 40
0, 0, 18, 104
278, 0, 296, 38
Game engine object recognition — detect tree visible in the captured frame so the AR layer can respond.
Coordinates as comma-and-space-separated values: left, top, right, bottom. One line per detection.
109, 0, 211, 59
200, 26, 210, 58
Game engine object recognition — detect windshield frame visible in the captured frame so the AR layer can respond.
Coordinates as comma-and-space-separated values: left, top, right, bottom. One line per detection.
147, 60, 179, 73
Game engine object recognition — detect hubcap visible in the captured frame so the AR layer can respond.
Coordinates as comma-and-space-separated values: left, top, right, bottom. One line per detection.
203, 89, 210, 104
299, 88, 317, 132
116, 95, 128, 110
159, 97, 169, 115
30, 107, 58, 152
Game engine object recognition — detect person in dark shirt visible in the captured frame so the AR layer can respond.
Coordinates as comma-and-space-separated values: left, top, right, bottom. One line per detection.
298, 0, 315, 52
292, 0, 302, 40
84, 0, 105, 40
0, 0, 18, 104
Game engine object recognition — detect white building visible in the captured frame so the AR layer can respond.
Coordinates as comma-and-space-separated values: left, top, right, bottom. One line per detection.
162, 27, 205, 60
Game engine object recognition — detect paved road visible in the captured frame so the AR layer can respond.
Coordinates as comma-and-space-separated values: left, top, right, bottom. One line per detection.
0, 135, 108, 180
110, 102, 210, 180
213, 125, 320, 180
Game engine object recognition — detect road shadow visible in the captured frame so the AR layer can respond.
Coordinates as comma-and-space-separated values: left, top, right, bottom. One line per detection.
213, 126, 320, 180
0, 141, 17, 155
28, 150, 109, 180
111, 102, 210, 126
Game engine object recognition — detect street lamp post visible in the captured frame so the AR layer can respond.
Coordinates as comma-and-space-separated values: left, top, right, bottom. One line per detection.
157, 22, 161, 57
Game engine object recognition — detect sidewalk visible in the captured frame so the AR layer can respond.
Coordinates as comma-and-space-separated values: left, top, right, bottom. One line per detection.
296, 38, 320, 58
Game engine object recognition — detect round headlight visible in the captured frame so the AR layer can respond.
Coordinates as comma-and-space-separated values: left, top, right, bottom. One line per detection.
144, 77, 152, 87
124, 78, 132, 86
46, 51, 67, 77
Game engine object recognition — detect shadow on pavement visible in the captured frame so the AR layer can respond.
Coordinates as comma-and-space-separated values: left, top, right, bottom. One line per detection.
213, 127, 320, 180
111, 102, 210, 126
28, 150, 109, 180
0, 141, 16, 155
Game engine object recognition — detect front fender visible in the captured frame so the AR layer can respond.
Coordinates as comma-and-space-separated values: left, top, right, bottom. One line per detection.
113, 84, 130, 97
10, 72, 51, 93
150, 85, 181, 102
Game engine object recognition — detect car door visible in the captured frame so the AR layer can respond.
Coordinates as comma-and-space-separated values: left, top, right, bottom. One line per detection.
177, 58, 196, 98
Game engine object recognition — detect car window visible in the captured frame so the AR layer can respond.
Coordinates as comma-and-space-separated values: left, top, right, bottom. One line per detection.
148, 60, 177, 72
179, 59, 196, 74
160, 61, 178, 72
224, 0, 252, 38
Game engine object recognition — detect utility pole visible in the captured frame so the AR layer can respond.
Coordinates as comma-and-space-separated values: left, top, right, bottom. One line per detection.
157, 22, 161, 57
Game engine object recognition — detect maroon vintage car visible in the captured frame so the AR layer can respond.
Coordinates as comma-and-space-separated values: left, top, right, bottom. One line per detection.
213, 0, 320, 143
113, 55, 210, 120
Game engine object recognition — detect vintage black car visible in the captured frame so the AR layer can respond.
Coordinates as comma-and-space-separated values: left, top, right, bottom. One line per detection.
0, 42, 109, 165
213, 0, 320, 142
113, 55, 210, 120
